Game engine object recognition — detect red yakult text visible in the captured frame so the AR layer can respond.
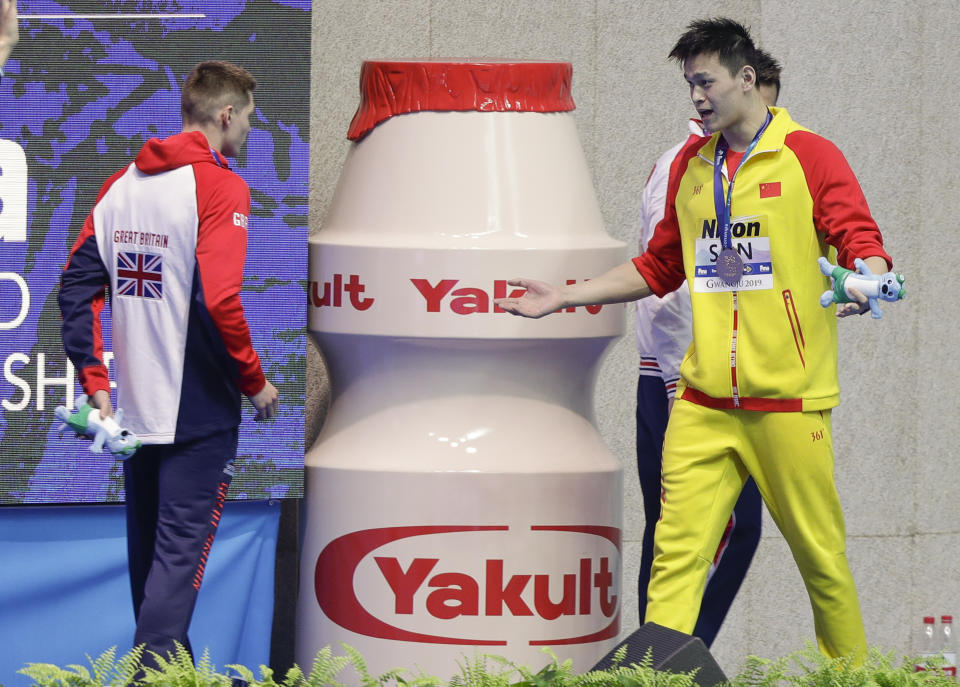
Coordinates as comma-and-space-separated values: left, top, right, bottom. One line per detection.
313, 525, 621, 646
309, 275, 605, 314
375, 556, 617, 620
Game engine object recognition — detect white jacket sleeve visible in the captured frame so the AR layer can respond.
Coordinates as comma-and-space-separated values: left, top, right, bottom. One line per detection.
635, 123, 703, 398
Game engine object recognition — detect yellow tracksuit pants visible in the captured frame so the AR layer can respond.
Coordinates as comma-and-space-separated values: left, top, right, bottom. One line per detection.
644, 400, 866, 660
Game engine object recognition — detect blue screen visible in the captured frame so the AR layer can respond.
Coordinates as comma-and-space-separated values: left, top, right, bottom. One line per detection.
0, 0, 308, 504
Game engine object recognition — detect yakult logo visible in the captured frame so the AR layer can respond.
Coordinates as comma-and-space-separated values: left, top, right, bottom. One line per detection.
411, 279, 603, 315
310, 274, 375, 310
309, 275, 603, 314
314, 525, 620, 646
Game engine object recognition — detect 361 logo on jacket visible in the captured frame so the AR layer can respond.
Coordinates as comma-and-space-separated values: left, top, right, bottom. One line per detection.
117, 251, 163, 299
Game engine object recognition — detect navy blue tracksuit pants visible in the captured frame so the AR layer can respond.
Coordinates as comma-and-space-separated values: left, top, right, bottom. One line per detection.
635, 373, 761, 647
123, 427, 237, 667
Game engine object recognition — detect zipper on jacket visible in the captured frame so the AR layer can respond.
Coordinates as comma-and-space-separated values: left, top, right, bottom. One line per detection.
782, 289, 806, 368
730, 291, 740, 407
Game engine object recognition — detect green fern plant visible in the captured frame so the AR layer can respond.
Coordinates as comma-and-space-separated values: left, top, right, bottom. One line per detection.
727, 652, 790, 687
226, 643, 443, 687
573, 646, 699, 687
727, 644, 959, 687
223, 662, 314, 687
344, 643, 412, 687
18, 645, 145, 687
440, 648, 576, 687
16, 642, 960, 687
447, 653, 517, 687
507, 649, 578, 687
136, 643, 232, 687
289, 645, 352, 687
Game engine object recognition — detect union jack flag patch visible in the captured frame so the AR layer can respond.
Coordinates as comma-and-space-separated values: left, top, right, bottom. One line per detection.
116, 251, 163, 299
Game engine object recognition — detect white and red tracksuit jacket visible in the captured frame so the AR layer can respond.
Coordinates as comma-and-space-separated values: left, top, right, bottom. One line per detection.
59, 130, 266, 444
635, 119, 705, 399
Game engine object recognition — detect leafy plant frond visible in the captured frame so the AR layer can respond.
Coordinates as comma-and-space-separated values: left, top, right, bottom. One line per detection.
18, 645, 146, 687
226, 663, 258, 686
194, 646, 223, 682
396, 675, 447, 687
447, 652, 510, 687
725, 643, 960, 687
342, 643, 380, 686
574, 646, 698, 687
114, 644, 148, 686
83, 646, 117, 685
17, 663, 85, 686
299, 644, 352, 687
139, 642, 232, 687
18, 643, 960, 687
278, 664, 307, 687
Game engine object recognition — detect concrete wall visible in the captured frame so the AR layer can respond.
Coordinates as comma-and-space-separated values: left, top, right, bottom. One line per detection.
307, 0, 959, 674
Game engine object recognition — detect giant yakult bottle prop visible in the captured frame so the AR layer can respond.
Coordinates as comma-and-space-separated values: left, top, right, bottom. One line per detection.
300, 61, 626, 678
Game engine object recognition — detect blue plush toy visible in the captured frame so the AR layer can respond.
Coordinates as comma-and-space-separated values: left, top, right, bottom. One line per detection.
817, 257, 905, 319
54, 394, 141, 458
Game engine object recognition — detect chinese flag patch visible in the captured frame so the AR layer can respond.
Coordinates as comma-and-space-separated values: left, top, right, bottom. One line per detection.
759, 182, 781, 198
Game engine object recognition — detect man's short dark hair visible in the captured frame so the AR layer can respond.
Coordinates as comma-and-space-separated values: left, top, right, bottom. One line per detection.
669, 17, 758, 78
181, 60, 256, 125
754, 48, 782, 96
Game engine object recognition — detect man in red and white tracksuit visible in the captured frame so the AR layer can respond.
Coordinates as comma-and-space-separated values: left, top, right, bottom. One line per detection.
59, 60, 278, 669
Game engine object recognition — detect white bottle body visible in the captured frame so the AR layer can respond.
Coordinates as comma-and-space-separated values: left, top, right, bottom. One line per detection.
299, 84, 626, 679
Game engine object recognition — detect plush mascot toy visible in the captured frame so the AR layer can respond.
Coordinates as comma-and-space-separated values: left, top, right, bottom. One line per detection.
54, 394, 141, 458
818, 256, 905, 319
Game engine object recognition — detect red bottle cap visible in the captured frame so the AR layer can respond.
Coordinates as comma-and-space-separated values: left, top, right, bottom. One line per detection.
943, 615, 954, 624
925, 616, 936, 624
347, 60, 575, 140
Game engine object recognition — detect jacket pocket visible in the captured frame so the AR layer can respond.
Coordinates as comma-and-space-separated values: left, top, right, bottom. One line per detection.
781, 289, 805, 368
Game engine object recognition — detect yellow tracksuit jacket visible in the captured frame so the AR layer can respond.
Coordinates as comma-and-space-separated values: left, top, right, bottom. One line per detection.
635, 107, 891, 412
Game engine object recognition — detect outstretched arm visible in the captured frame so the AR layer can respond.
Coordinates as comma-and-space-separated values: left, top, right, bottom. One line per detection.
495, 261, 653, 318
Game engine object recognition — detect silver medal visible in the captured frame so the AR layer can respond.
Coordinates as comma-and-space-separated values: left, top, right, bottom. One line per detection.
717, 247, 744, 284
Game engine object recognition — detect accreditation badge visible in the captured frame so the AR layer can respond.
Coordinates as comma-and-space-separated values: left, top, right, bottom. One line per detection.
692, 215, 773, 293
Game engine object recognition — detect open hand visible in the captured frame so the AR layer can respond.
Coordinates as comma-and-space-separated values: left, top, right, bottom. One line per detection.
493, 278, 564, 318
835, 286, 870, 318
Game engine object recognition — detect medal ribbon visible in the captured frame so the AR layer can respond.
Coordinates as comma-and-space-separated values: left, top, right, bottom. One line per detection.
712, 110, 773, 252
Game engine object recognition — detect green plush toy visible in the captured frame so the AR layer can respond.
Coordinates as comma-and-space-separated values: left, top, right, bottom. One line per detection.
818, 257, 905, 319
54, 394, 141, 458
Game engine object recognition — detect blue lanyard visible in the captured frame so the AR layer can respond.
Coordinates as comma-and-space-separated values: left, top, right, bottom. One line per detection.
210, 147, 225, 168
712, 111, 772, 250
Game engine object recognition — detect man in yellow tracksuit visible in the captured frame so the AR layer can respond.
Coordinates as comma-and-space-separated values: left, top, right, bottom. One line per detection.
495, 17, 896, 661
